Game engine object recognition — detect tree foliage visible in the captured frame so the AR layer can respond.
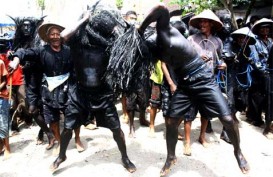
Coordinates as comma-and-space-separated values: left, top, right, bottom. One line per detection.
169, 0, 251, 14
116, 0, 124, 9
169, 0, 221, 15
37, 0, 45, 10
169, 0, 255, 29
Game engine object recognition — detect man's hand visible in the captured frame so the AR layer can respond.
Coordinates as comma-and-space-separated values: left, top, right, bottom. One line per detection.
7, 50, 14, 60
217, 61, 227, 70
8, 57, 20, 74
29, 105, 38, 114
201, 55, 212, 62
169, 83, 177, 95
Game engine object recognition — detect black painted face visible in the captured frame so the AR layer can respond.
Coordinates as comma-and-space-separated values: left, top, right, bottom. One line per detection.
85, 9, 126, 46
90, 10, 118, 38
21, 20, 32, 36
222, 15, 232, 34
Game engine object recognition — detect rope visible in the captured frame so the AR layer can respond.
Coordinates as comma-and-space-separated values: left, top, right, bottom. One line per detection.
216, 69, 227, 89
235, 64, 253, 89
199, 38, 227, 90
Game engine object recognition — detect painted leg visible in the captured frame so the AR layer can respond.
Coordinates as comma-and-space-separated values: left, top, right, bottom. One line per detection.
160, 117, 182, 176
139, 109, 149, 127
34, 113, 55, 149
128, 111, 135, 138
112, 128, 136, 173
220, 115, 249, 174
50, 128, 72, 172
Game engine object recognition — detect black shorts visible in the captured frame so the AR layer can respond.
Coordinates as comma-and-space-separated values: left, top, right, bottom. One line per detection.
43, 104, 64, 124
161, 83, 198, 121
126, 89, 148, 111
166, 67, 231, 119
64, 84, 120, 130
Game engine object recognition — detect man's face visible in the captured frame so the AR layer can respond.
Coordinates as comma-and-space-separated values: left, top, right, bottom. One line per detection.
125, 14, 137, 25
47, 27, 62, 47
199, 19, 212, 34
236, 35, 246, 47
21, 20, 32, 36
258, 26, 270, 37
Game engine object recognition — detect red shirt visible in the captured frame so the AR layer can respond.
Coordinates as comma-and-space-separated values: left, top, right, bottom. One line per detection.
0, 53, 24, 86
0, 59, 9, 99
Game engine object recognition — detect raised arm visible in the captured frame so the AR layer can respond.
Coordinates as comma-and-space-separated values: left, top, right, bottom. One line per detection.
138, 3, 170, 35
169, 9, 183, 18
61, 11, 90, 42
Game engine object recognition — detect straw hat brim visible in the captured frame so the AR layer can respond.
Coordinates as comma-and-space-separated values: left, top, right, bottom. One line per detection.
251, 18, 273, 35
189, 10, 223, 31
231, 27, 256, 45
38, 23, 65, 43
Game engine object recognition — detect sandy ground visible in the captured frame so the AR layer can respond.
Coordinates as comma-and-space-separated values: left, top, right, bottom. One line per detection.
1, 101, 273, 177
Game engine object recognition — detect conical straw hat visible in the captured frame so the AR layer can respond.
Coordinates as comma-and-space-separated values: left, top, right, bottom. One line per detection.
189, 9, 223, 31
231, 27, 256, 45
251, 18, 273, 35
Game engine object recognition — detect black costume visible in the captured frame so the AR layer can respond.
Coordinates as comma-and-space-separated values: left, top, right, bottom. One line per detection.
52, 1, 136, 172
13, 45, 73, 124
138, 4, 248, 175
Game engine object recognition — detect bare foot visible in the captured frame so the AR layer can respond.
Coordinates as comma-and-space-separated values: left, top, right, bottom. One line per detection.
36, 139, 43, 145
36, 130, 44, 145
52, 144, 60, 156
149, 127, 156, 138
50, 156, 67, 173
198, 137, 209, 148
46, 137, 56, 150
4, 150, 11, 160
85, 123, 97, 130
234, 151, 249, 174
75, 139, 85, 152
140, 119, 150, 127
11, 131, 20, 136
122, 157, 136, 173
160, 156, 177, 176
129, 126, 136, 138
128, 132, 136, 138
149, 129, 155, 138
263, 131, 273, 139
178, 133, 183, 141
122, 115, 129, 124
183, 142, 191, 156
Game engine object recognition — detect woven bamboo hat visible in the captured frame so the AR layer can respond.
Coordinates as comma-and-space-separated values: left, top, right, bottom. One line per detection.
38, 22, 64, 43
251, 18, 273, 35
189, 9, 223, 31
231, 27, 256, 45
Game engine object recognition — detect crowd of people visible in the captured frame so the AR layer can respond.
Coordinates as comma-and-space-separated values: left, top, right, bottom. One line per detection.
0, 0, 273, 176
